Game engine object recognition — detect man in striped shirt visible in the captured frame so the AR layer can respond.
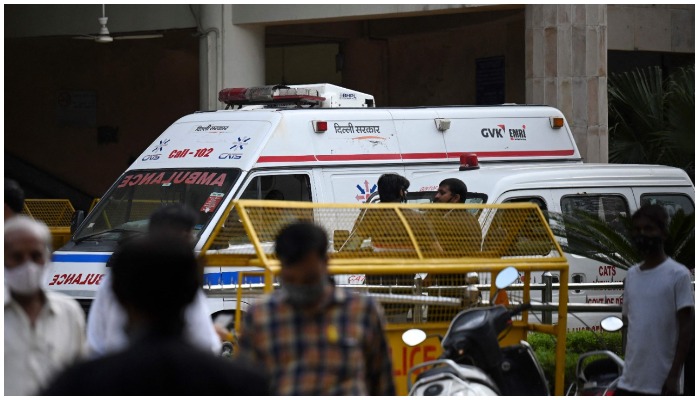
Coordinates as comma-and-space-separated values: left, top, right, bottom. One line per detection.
238, 221, 396, 395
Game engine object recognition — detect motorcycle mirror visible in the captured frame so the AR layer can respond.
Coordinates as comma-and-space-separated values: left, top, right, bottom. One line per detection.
495, 266, 519, 289
402, 329, 427, 347
600, 316, 624, 332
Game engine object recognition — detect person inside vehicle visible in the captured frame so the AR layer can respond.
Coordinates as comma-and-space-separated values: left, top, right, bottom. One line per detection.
425, 178, 483, 321
339, 173, 440, 322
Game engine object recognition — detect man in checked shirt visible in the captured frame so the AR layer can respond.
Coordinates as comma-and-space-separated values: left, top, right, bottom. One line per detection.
238, 221, 396, 395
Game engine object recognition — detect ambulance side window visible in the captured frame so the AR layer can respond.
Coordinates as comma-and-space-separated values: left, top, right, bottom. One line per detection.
240, 174, 312, 202
214, 174, 313, 247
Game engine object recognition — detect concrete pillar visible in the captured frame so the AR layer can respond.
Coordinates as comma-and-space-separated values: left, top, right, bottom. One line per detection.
198, 4, 265, 110
525, 5, 608, 163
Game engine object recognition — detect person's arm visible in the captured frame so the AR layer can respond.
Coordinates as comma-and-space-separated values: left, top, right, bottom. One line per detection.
236, 307, 260, 363
662, 306, 693, 395
85, 273, 128, 357
364, 299, 396, 396
340, 209, 369, 251
183, 289, 223, 354
621, 277, 628, 356
621, 315, 628, 355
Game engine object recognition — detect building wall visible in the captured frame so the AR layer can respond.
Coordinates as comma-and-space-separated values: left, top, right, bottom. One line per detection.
5, 4, 196, 37
231, 4, 491, 25
4, 30, 199, 199
384, 14, 525, 106
608, 4, 694, 52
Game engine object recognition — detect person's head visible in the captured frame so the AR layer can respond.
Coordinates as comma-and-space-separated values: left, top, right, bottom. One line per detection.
110, 234, 200, 333
377, 173, 410, 203
631, 204, 669, 258
264, 190, 285, 201
434, 178, 469, 204
275, 221, 329, 309
148, 204, 198, 246
4, 216, 51, 297
5, 179, 25, 221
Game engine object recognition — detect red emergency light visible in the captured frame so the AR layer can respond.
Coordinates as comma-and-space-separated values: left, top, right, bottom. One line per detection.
219, 85, 326, 108
312, 120, 328, 133
459, 153, 480, 171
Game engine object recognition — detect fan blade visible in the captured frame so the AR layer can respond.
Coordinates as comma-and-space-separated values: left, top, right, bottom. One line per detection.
73, 35, 97, 40
113, 34, 164, 40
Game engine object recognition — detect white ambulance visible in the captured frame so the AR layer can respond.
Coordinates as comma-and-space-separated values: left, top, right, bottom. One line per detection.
50, 84, 694, 329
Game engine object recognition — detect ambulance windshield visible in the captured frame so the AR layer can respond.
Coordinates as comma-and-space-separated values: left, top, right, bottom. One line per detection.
74, 168, 240, 242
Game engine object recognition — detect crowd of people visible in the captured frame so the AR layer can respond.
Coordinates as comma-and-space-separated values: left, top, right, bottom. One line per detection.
4, 175, 694, 396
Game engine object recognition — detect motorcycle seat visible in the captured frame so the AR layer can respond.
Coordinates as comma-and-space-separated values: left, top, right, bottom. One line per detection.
583, 358, 621, 383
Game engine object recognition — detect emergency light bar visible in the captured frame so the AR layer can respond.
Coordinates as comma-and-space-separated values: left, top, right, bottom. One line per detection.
219, 85, 326, 108
459, 153, 480, 171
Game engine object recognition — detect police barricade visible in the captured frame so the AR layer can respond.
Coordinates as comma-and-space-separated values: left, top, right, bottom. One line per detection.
200, 200, 569, 395
22, 199, 75, 250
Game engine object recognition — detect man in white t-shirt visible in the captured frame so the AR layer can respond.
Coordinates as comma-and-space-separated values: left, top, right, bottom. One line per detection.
86, 204, 221, 356
616, 204, 694, 395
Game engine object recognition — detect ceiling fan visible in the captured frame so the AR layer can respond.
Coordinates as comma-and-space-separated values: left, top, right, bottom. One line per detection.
73, 4, 163, 43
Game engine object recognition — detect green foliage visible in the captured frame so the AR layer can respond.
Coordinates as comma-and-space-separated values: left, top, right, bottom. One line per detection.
545, 209, 695, 271
528, 331, 623, 393
667, 210, 696, 269
546, 210, 640, 270
608, 65, 695, 182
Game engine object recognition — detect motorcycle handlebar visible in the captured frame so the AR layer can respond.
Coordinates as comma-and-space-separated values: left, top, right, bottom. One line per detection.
509, 302, 532, 317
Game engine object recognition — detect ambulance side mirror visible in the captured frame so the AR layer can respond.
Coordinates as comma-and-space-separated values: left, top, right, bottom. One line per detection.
333, 230, 350, 251
70, 210, 85, 234
600, 316, 624, 332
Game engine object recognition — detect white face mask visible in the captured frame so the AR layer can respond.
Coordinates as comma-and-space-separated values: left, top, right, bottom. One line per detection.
4, 261, 46, 295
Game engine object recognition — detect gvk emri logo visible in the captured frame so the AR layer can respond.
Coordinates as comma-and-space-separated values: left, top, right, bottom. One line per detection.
480, 124, 527, 141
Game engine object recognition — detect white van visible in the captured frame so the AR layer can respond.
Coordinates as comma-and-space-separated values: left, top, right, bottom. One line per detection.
49, 84, 694, 328
405, 163, 694, 329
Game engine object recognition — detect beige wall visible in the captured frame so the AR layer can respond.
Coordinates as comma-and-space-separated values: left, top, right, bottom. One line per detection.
608, 4, 694, 53
4, 30, 199, 197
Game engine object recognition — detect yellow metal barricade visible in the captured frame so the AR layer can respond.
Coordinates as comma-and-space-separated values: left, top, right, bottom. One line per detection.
200, 200, 569, 395
22, 199, 75, 250
89, 198, 101, 212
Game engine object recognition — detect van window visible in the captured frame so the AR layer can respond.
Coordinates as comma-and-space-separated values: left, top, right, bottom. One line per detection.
223, 173, 313, 245
560, 194, 630, 249
640, 193, 694, 217
504, 197, 548, 211
240, 174, 312, 202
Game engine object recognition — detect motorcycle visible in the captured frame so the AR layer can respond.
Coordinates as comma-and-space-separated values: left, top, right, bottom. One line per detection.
565, 316, 625, 396
403, 267, 550, 396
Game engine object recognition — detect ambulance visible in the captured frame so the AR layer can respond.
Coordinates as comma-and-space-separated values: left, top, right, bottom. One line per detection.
50, 84, 694, 329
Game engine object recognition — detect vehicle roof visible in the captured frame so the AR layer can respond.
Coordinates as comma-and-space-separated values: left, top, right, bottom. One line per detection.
416, 163, 694, 195
131, 104, 581, 172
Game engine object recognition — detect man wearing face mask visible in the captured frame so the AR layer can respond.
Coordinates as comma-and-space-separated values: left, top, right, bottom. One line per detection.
238, 221, 395, 395
4, 216, 87, 395
616, 204, 694, 396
